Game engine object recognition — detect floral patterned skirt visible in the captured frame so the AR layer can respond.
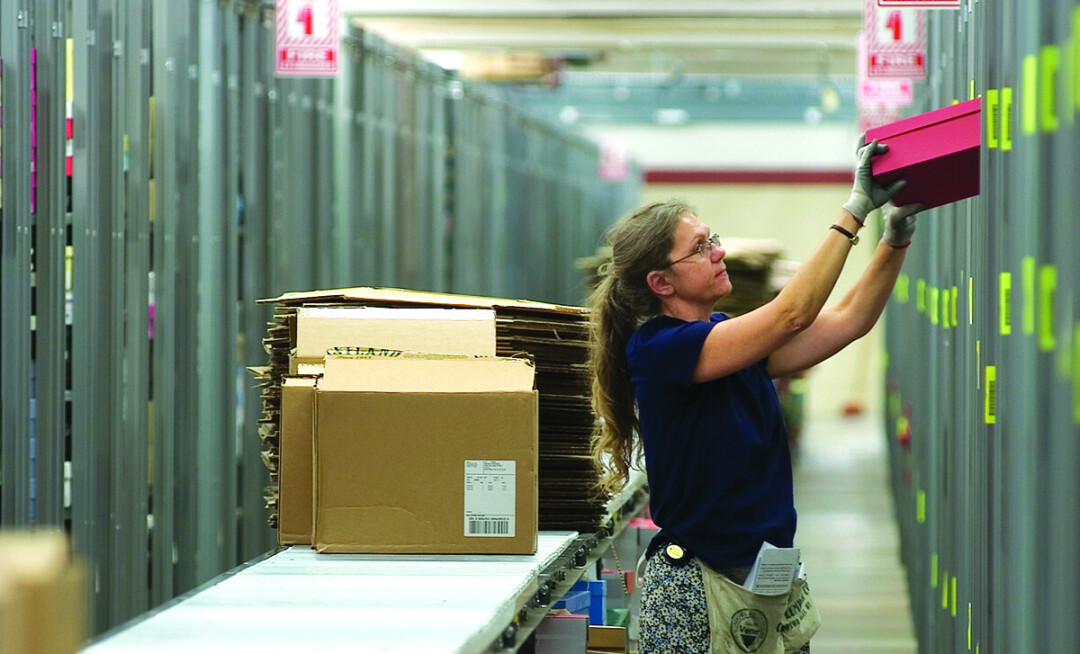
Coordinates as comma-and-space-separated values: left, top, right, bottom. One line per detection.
638, 552, 811, 654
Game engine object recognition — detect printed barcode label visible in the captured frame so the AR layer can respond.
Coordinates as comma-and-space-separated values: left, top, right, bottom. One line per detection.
985, 366, 997, 425
464, 460, 515, 538
468, 518, 510, 535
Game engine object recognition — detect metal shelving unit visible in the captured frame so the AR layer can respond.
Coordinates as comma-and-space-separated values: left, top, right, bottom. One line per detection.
1, 0, 643, 640
884, 2, 1080, 652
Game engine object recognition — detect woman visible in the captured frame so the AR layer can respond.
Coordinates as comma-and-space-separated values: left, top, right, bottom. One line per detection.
588, 140, 920, 653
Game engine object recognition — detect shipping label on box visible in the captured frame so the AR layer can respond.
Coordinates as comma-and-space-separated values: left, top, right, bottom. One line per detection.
464, 460, 516, 537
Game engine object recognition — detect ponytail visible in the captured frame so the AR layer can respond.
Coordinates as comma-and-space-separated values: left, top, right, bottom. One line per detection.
588, 200, 694, 495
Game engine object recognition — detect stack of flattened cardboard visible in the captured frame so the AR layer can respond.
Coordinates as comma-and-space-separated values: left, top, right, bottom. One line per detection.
254, 287, 606, 541
248, 306, 294, 527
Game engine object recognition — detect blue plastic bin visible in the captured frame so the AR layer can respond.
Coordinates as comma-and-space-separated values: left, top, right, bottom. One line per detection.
552, 589, 590, 614
571, 579, 607, 626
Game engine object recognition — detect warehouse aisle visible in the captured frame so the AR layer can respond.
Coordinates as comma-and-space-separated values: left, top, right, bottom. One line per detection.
793, 413, 917, 654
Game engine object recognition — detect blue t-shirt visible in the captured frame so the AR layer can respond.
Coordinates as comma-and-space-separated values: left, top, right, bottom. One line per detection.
626, 312, 796, 569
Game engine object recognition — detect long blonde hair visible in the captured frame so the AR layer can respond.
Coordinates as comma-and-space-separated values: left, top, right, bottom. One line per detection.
588, 200, 693, 494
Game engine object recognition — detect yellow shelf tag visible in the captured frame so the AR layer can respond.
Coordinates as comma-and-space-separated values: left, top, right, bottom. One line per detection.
941, 288, 950, 329
1075, 7, 1080, 113
1041, 46, 1061, 133
1022, 257, 1036, 335
917, 490, 927, 524
942, 572, 950, 609
987, 89, 1000, 149
1023, 55, 1038, 135
1001, 87, 1014, 150
970, 79, 976, 100
66, 39, 76, 104
917, 279, 927, 313
985, 366, 997, 425
951, 576, 958, 617
897, 274, 910, 303
1039, 265, 1057, 351
930, 287, 940, 325
1000, 272, 1012, 335
931, 552, 938, 588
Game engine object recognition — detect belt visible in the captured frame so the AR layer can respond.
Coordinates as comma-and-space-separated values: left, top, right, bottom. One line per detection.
646, 534, 694, 567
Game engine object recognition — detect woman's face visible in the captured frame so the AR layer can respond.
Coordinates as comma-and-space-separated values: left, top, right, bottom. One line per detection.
665, 213, 731, 304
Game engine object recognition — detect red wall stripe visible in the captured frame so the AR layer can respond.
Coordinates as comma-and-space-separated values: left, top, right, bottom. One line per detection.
645, 169, 852, 184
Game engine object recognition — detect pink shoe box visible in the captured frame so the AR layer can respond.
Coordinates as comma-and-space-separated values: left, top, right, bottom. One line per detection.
866, 97, 981, 210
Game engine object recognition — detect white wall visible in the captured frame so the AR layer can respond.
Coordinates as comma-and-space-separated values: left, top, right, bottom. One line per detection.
582, 121, 861, 170
585, 120, 886, 419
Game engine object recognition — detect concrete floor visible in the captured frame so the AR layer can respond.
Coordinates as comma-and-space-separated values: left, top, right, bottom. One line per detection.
793, 413, 918, 654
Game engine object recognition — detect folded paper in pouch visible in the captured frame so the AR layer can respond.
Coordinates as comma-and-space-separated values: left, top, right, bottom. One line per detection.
702, 562, 820, 654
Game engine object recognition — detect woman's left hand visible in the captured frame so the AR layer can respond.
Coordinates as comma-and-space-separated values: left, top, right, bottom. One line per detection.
882, 202, 923, 247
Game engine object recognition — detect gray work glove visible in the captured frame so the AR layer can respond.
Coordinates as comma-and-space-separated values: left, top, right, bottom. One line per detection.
881, 202, 924, 247
842, 139, 907, 221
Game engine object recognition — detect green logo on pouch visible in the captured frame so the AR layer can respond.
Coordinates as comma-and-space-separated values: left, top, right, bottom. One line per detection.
731, 608, 768, 652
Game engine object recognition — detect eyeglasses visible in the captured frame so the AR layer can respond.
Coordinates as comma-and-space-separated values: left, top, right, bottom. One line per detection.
663, 234, 722, 267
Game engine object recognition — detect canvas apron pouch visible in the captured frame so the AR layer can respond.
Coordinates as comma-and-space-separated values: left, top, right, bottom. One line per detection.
700, 562, 821, 654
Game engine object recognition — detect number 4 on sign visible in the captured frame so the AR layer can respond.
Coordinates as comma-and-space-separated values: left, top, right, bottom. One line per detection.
878, 8, 917, 45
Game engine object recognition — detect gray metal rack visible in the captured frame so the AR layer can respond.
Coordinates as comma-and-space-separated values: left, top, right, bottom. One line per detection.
883, 1, 1080, 652
0, 0, 642, 640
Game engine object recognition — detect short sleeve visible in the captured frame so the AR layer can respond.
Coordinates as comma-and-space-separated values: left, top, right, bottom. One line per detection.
627, 316, 717, 384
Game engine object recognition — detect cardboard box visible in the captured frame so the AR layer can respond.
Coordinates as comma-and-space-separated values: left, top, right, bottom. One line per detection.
0, 531, 87, 654
279, 376, 318, 545
313, 353, 538, 554
588, 625, 628, 652
866, 97, 981, 209
293, 306, 497, 368
279, 306, 501, 543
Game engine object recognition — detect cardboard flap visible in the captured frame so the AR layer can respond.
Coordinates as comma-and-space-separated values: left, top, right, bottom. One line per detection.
320, 354, 536, 392
282, 376, 318, 389
259, 285, 586, 316
295, 306, 497, 361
